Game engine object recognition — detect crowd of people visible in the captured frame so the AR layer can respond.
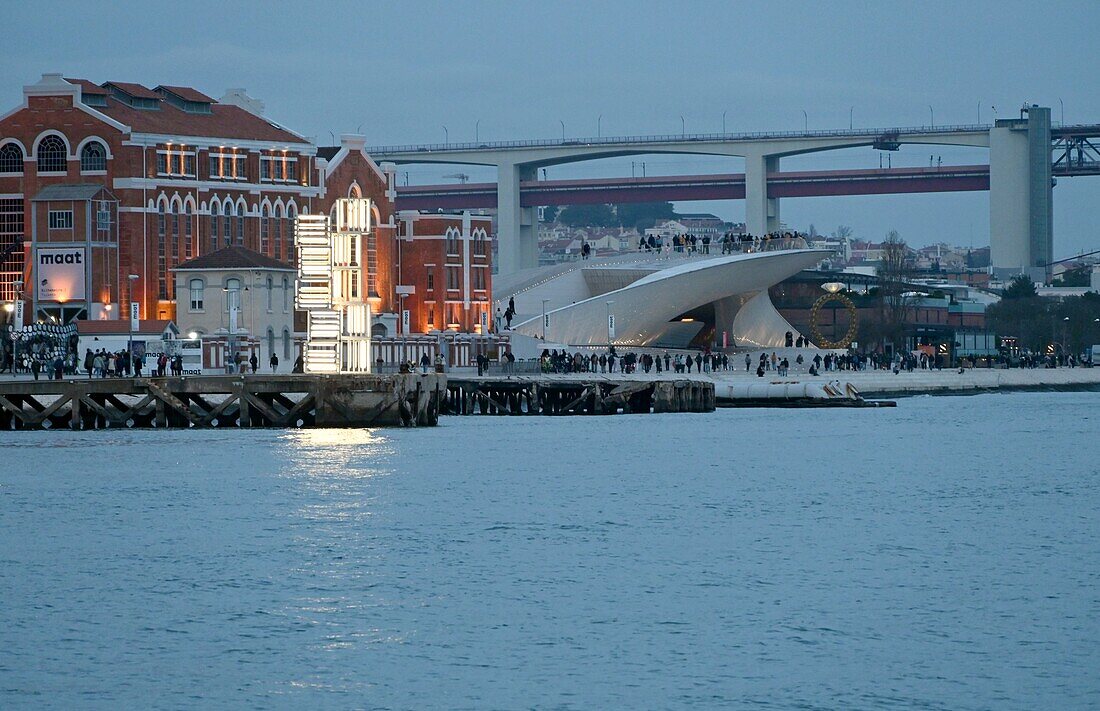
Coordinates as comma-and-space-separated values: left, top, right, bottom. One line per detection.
602, 231, 809, 257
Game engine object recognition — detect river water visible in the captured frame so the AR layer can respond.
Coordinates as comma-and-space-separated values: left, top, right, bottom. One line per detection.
1, 392, 1098, 710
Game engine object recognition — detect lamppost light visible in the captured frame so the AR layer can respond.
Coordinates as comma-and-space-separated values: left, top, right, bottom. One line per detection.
822, 282, 844, 294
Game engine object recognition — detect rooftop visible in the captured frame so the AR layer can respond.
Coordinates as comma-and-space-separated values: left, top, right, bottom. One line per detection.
174, 245, 295, 272
60, 77, 307, 145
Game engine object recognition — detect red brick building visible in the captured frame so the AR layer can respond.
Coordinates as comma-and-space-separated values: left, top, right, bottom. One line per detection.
0, 73, 489, 338
396, 211, 494, 334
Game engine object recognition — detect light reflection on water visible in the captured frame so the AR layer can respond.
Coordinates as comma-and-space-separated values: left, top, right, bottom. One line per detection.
0, 392, 1098, 709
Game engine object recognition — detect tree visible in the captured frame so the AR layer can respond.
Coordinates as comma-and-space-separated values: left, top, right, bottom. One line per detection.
875, 230, 915, 351
1002, 274, 1038, 299
542, 205, 559, 223
558, 203, 616, 228
615, 201, 676, 230
834, 225, 852, 240
1053, 267, 1091, 287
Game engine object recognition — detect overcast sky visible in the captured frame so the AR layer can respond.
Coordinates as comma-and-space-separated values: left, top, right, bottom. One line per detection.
4, 0, 1098, 256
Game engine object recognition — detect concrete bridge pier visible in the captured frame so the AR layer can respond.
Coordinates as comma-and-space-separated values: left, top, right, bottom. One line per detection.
745, 152, 781, 236
498, 162, 539, 273
989, 106, 1053, 282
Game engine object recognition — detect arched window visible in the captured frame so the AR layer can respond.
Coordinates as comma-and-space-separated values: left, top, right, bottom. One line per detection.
266, 275, 273, 311
282, 276, 289, 312
282, 328, 291, 359
170, 202, 180, 288
273, 205, 283, 261
156, 202, 167, 300
189, 278, 204, 311
225, 277, 241, 312
0, 143, 24, 174
80, 141, 107, 172
37, 135, 67, 173
236, 203, 244, 245
284, 205, 297, 262
371, 323, 388, 338
209, 202, 220, 252
184, 204, 194, 259
349, 182, 362, 198
266, 327, 275, 362
223, 201, 232, 246
260, 205, 269, 255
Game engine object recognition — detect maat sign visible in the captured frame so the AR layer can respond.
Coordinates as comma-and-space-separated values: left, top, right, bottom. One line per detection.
36, 247, 86, 302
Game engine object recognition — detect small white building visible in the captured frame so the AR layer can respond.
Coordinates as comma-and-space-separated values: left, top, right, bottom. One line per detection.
172, 246, 298, 371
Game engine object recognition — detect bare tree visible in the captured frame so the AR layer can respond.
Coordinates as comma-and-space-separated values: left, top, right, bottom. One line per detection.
876, 230, 914, 352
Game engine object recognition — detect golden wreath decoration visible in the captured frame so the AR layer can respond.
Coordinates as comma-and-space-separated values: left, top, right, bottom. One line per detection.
809, 292, 858, 349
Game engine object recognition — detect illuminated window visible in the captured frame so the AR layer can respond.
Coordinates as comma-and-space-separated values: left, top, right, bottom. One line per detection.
0, 143, 23, 174
37, 135, 67, 173
426, 267, 434, 291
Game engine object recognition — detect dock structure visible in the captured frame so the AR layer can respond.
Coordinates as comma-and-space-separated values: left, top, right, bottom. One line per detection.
443, 377, 715, 416
0, 373, 445, 431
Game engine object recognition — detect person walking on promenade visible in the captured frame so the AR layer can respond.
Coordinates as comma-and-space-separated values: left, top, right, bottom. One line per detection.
249, 353, 258, 374
271, 353, 280, 372
83, 349, 94, 378
30, 357, 41, 380
133, 352, 143, 377
745, 353, 751, 371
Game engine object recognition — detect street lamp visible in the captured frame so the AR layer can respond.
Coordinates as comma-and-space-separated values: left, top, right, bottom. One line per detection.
541, 298, 550, 340
127, 274, 139, 372
559, 120, 565, 141
849, 106, 854, 130
801, 110, 808, 132
929, 105, 934, 128
597, 114, 602, 138
722, 110, 727, 134
680, 115, 686, 137
442, 125, 448, 145
475, 119, 480, 142
1059, 98, 1064, 126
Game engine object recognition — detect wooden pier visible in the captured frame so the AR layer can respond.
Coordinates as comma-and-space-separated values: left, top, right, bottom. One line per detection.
444, 377, 714, 416
0, 373, 446, 431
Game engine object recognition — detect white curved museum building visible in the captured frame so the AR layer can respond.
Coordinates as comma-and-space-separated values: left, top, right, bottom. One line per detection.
499, 249, 831, 349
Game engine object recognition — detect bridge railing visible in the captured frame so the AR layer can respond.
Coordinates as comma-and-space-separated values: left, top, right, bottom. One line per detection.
365, 123, 994, 155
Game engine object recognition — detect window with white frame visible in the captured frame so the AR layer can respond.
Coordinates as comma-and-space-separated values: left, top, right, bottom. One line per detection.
80, 142, 107, 172
260, 154, 298, 183
209, 202, 219, 252
37, 136, 67, 173
225, 277, 241, 311
0, 143, 23, 174
281, 276, 289, 312
189, 278, 204, 310
156, 147, 195, 177
446, 266, 460, 290
48, 210, 73, 229
209, 152, 247, 181
445, 227, 460, 255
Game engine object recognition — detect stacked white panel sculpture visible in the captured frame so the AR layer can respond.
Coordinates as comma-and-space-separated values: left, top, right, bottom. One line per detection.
294, 199, 373, 374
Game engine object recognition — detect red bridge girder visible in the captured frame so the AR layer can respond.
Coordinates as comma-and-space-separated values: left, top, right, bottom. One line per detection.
394, 165, 992, 211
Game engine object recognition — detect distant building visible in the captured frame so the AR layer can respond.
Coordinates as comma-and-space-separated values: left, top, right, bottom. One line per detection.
396, 211, 493, 334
